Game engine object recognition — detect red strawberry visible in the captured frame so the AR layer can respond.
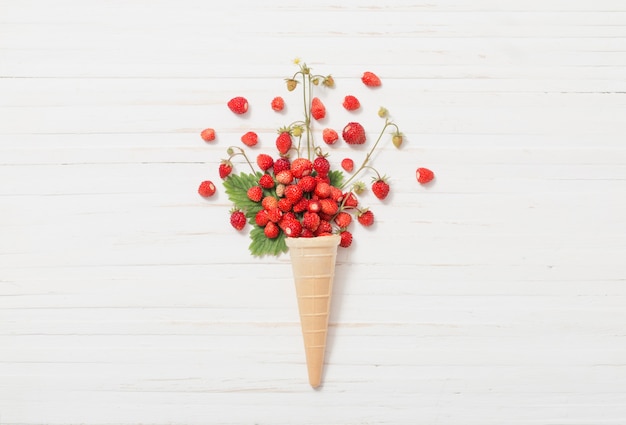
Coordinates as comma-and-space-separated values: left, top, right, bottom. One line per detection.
322, 128, 338, 145
275, 169, 294, 185
275, 132, 292, 155
320, 198, 339, 216
313, 155, 330, 177
342, 122, 366, 145
241, 131, 258, 147
292, 197, 309, 213
227, 96, 249, 114
219, 160, 233, 179
247, 185, 263, 202
271, 96, 285, 112
302, 211, 321, 232
255, 209, 270, 227
259, 173, 275, 189
297, 175, 316, 193
371, 177, 390, 200
198, 180, 216, 197
283, 218, 302, 238
307, 199, 321, 213
264, 221, 280, 239
357, 209, 374, 226
314, 181, 331, 199
334, 211, 352, 229
273, 157, 291, 174
416, 167, 435, 184
256, 154, 274, 171
266, 207, 283, 223
230, 209, 246, 231
342, 95, 360, 111
261, 196, 278, 210
301, 229, 315, 238
343, 192, 359, 208
341, 158, 354, 172
277, 197, 294, 213
284, 184, 303, 203
291, 158, 313, 179
361, 71, 382, 87
311, 97, 326, 120
200, 128, 216, 142
339, 230, 353, 248
315, 220, 333, 236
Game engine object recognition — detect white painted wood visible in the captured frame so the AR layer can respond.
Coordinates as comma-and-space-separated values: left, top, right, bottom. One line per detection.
1, 0, 626, 424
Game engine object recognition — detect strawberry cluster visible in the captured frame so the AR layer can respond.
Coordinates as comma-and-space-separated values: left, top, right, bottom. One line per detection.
198, 60, 434, 257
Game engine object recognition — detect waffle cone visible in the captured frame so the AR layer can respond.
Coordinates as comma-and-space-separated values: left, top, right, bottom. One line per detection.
285, 234, 340, 388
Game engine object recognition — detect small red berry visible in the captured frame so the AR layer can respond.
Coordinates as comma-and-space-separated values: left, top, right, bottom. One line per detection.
342, 95, 360, 111
416, 167, 435, 184
339, 230, 353, 248
357, 209, 374, 227
227, 96, 249, 114
247, 186, 263, 202
291, 158, 313, 179
273, 157, 291, 174
342, 122, 366, 145
313, 155, 330, 176
198, 180, 216, 197
275, 132, 292, 155
230, 209, 247, 231
341, 158, 354, 172
322, 128, 339, 145
371, 178, 390, 200
256, 154, 274, 171
311, 97, 326, 120
271, 96, 285, 111
334, 211, 352, 229
361, 71, 382, 87
241, 131, 258, 147
259, 173, 275, 189
200, 128, 216, 142
264, 221, 280, 239
219, 160, 233, 179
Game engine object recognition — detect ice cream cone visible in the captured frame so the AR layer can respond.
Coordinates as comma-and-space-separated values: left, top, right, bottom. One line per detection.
285, 234, 340, 388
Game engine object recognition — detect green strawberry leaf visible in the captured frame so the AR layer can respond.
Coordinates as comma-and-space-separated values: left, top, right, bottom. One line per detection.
328, 169, 344, 188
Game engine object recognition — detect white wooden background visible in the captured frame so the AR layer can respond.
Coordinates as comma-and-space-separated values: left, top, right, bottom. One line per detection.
2, 1, 626, 424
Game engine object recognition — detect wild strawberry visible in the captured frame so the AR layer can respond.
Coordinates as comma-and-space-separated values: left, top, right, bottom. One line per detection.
313, 155, 330, 177
371, 177, 390, 200
334, 211, 352, 229
275, 132, 292, 155
291, 158, 313, 178
329, 186, 343, 202
227, 96, 248, 114
241, 131, 258, 147
275, 183, 286, 198
307, 200, 321, 213
301, 229, 315, 238
320, 198, 339, 216
247, 185, 263, 202
357, 209, 374, 227
198, 180, 216, 197
271, 96, 285, 112
292, 197, 309, 213
322, 128, 339, 145
342, 122, 366, 145
361, 71, 382, 87
256, 153, 274, 171
416, 167, 435, 184
297, 175, 316, 192
339, 230, 353, 247
392, 132, 403, 148
200, 128, 216, 142
275, 169, 294, 185
284, 184, 303, 203
283, 219, 302, 238
342, 95, 360, 111
219, 160, 233, 179
341, 158, 354, 172
261, 195, 278, 210
259, 173, 275, 189
302, 211, 321, 232
315, 220, 333, 236
273, 157, 291, 174
311, 97, 326, 120
286, 79, 298, 91
278, 197, 294, 212
314, 181, 331, 199
255, 209, 270, 227
264, 221, 280, 239
266, 207, 283, 223
316, 174, 331, 185
343, 192, 359, 208
230, 209, 246, 231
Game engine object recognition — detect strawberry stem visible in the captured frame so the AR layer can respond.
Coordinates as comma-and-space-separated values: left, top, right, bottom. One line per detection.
227, 146, 256, 174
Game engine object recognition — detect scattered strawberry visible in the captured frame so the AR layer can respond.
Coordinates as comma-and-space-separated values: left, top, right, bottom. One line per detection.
311, 97, 326, 120
241, 131, 258, 147
361, 71, 381, 87
339, 230, 353, 248
357, 209, 374, 226
342, 95, 360, 111
259, 173, 275, 189
275, 132, 292, 155
271, 96, 285, 111
322, 128, 339, 145
227, 96, 249, 114
416, 167, 435, 184
291, 158, 313, 179
313, 155, 330, 177
342, 122, 366, 145
264, 221, 280, 238
219, 160, 233, 179
334, 211, 352, 229
198, 180, 216, 197
343, 192, 359, 208
230, 209, 247, 231
256, 153, 274, 171
371, 177, 390, 200
247, 185, 263, 202
200, 128, 216, 142
341, 158, 354, 172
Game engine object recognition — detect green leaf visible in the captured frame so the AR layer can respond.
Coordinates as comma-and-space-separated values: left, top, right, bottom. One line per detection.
328, 169, 345, 188
249, 226, 287, 257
